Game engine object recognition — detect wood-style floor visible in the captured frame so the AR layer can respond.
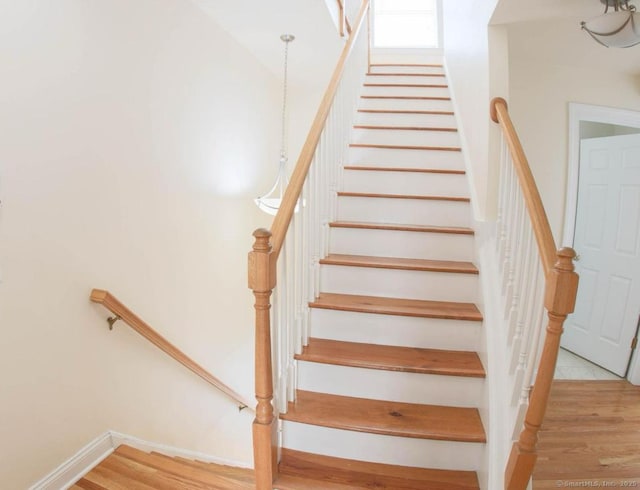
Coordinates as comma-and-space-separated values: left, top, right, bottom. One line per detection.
533, 380, 640, 489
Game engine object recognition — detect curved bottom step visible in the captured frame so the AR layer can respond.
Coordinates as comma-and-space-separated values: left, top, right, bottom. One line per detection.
274, 449, 479, 490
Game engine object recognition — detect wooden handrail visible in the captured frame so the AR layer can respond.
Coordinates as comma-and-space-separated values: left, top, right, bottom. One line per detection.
490, 99, 579, 490
90, 289, 253, 412
490, 98, 556, 276
336, 0, 353, 36
269, 0, 370, 260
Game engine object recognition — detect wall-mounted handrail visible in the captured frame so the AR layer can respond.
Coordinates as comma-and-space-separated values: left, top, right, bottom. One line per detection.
490, 98, 579, 490
269, 0, 370, 260
90, 289, 253, 412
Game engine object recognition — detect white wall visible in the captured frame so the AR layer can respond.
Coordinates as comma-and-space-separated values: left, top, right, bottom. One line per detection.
442, 0, 506, 221
507, 17, 640, 241
0, 1, 286, 487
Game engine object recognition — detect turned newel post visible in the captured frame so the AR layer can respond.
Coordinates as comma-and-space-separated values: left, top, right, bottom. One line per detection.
248, 228, 278, 489
505, 247, 579, 490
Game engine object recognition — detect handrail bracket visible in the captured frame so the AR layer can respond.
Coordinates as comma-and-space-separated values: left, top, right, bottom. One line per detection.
107, 315, 122, 331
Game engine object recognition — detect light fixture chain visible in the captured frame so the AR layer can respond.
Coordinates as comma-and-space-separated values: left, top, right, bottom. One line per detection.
280, 38, 290, 161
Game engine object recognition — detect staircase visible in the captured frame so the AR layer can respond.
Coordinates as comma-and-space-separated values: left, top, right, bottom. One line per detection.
272, 62, 487, 489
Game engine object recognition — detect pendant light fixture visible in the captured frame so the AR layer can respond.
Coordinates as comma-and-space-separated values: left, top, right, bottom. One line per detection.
581, 0, 640, 48
255, 34, 295, 215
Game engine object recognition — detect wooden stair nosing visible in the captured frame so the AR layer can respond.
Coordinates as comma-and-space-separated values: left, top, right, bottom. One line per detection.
274, 473, 360, 490
358, 109, 454, 115
319, 253, 478, 274
343, 165, 465, 175
278, 449, 480, 490
281, 390, 487, 443
337, 191, 470, 202
309, 292, 483, 321
367, 72, 447, 77
363, 83, 448, 88
361, 95, 451, 101
329, 220, 475, 235
349, 143, 461, 152
354, 124, 458, 132
296, 338, 486, 378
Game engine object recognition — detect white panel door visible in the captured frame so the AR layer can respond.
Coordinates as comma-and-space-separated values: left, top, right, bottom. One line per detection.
562, 133, 640, 376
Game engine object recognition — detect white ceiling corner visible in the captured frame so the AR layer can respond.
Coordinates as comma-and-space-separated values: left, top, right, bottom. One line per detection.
189, 0, 344, 88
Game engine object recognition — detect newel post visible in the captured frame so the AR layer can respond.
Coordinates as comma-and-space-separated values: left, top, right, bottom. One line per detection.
505, 247, 579, 490
248, 229, 278, 489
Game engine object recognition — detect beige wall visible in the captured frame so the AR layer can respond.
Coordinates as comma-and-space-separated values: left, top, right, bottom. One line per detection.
442, 0, 506, 220
0, 1, 289, 487
507, 17, 640, 241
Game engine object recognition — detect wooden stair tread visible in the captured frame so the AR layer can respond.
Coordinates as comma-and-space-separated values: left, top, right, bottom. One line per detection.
309, 292, 483, 321
329, 220, 474, 235
367, 72, 447, 77
354, 124, 458, 132
361, 95, 451, 100
319, 253, 478, 274
277, 449, 480, 490
74, 446, 254, 489
281, 390, 486, 442
358, 109, 454, 115
343, 165, 465, 175
370, 63, 444, 67
338, 191, 469, 202
296, 338, 485, 377
364, 83, 448, 88
350, 143, 461, 152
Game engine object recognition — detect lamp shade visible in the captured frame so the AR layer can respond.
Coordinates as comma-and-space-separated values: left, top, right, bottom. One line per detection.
582, 10, 640, 47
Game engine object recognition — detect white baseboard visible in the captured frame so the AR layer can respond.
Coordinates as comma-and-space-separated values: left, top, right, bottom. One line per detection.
109, 431, 252, 469
28, 432, 114, 490
29, 430, 252, 490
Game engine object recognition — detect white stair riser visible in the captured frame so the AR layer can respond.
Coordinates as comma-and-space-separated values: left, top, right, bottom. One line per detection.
362, 86, 450, 99
330, 227, 475, 261
365, 75, 448, 85
369, 66, 445, 75
337, 196, 471, 228
351, 128, 460, 147
349, 147, 464, 170
356, 112, 457, 127
320, 265, 478, 302
281, 421, 484, 471
297, 362, 484, 407
359, 98, 453, 112
310, 308, 482, 351
342, 170, 469, 197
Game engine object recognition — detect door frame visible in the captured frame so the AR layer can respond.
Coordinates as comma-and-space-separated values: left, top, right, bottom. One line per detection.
563, 102, 640, 385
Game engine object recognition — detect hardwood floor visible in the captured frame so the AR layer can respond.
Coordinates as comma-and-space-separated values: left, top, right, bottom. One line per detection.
533, 380, 640, 489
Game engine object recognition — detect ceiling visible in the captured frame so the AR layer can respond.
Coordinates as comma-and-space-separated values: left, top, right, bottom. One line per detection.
190, 0, 344, 89
491, 0, 610, 25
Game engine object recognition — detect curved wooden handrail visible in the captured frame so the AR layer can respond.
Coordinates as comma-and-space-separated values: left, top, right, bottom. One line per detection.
90, 289, 253, 412
270, 0, 370, 260
490, 97, 556, 276
490, 99, 579, 490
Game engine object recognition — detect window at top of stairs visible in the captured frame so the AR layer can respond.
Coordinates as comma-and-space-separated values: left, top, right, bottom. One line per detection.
373, 0, 439, 49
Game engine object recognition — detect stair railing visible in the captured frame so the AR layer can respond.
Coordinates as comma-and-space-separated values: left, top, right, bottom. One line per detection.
490, 98, 579, 490
90, 289, 252, 411
248, 2, 370, 489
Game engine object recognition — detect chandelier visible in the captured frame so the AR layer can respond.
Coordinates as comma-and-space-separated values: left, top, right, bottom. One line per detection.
255, 34, 295, 215
581, 0, 640, 48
